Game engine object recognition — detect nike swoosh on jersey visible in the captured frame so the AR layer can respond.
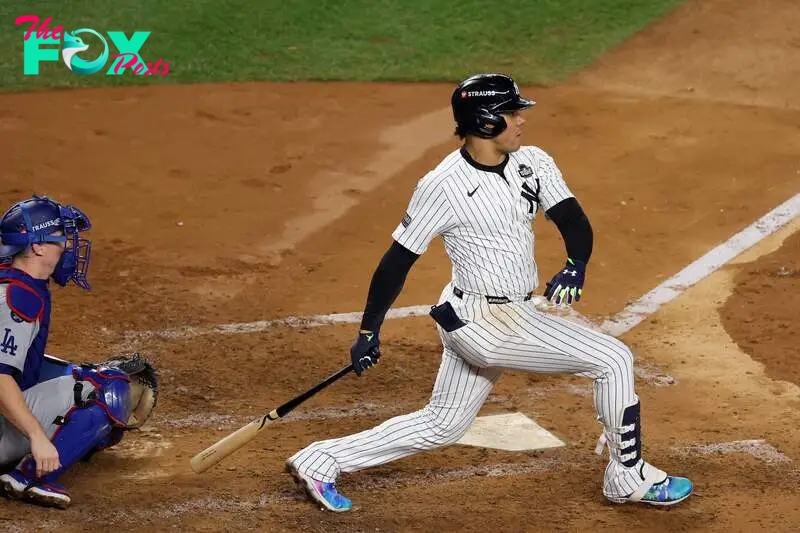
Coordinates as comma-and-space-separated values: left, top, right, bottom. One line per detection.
467, 185, 481, 197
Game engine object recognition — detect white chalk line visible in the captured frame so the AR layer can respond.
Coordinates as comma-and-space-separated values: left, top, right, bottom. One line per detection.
673, 439, 794, 465
120, 192, 799, 347
119, 299, 591, 348
601, 192, 800, 337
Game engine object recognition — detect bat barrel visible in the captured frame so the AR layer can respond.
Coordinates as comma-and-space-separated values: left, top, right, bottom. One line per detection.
190, 364, 353, 473
190, 415, 270, 473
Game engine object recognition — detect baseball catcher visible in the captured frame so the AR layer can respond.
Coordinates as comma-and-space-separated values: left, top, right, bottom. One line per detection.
0, 195, 159, 509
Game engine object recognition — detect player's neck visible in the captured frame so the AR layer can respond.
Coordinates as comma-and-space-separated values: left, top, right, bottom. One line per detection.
463, 138, 506, 167
10, 256, 50, 280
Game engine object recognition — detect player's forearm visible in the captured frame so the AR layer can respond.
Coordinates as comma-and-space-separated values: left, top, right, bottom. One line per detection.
546, 197, 593, 263
360, 241, 420, 332
0, 374, 48, 441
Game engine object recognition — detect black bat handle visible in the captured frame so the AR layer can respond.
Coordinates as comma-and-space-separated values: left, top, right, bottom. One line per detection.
271, 364, 355, 420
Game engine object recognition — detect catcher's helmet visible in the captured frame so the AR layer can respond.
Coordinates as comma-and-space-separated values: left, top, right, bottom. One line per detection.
451, 73, 535, 139
0, 195, 93, 290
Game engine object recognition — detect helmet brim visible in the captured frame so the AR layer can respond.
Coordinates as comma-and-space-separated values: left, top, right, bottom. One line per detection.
494, 97, 536, 113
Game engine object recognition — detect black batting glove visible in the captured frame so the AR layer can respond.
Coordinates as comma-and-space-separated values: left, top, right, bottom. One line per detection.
351, 330, 381, 376
543, 258, 586, 305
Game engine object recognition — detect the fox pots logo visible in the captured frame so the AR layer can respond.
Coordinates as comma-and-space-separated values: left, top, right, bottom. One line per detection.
16, 16, 171, 76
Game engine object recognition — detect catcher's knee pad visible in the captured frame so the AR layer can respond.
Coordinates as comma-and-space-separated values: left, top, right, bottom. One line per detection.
18, 403, 114, 483
71, 365, 134, 428
95, 353, 159, 429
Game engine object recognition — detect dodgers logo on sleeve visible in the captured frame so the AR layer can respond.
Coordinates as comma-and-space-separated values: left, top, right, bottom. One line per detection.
1, 328, 18, 356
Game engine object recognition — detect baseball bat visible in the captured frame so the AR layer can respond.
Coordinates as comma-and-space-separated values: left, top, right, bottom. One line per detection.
190, 363, 355, 473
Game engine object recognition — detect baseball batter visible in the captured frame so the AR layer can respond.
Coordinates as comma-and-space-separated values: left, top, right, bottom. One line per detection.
0, 195, 158, 509
287, 74, 693, 511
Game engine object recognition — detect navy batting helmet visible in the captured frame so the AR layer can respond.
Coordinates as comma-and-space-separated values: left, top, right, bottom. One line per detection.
0, 195, 93, 290
451, 73, 535, 139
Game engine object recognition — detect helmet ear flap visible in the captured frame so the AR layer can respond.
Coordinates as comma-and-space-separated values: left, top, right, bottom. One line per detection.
473, 108, 507, 139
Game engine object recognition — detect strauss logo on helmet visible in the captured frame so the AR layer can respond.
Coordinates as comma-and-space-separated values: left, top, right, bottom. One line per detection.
462, 90, 508, 98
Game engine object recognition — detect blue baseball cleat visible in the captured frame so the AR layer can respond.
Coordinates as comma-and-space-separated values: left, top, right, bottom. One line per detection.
0, 470, 29, 498
639, 475, 693, 506
0, 469, 71, 509
286, 462, 352, 512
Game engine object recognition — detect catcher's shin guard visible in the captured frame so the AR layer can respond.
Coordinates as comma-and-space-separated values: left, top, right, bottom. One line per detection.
12, 403, 114, 508
94, 353, 159, 428
19, 404, 114, 480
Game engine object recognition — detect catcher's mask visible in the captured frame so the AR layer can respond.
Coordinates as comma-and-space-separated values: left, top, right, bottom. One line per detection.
0, 194, 93, 290
451, 73, 535, 139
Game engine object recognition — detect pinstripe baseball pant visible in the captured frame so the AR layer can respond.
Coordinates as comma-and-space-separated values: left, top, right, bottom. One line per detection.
289, 283, 659, 499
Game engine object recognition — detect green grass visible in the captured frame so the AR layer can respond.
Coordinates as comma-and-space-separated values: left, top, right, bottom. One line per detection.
0, 0, 685, 92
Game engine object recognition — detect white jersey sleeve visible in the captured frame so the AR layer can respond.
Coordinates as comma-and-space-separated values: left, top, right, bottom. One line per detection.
0, 292, 37, 374
531, 148, 574, 212
391, 173, 457, 255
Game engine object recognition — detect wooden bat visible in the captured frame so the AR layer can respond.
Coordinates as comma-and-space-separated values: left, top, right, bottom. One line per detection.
190, 363, 354, 473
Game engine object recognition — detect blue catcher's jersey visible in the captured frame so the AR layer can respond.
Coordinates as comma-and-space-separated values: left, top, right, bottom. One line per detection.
0, 266, 52, 391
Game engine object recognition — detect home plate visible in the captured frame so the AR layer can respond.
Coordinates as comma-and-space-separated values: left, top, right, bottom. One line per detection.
456, 412, 564, 451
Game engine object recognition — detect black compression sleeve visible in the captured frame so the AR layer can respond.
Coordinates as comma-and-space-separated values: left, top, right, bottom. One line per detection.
545, 197, 593, 263
359, 241, 420, 332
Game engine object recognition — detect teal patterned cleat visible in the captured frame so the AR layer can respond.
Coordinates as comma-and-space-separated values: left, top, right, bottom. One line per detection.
639, 475, 693, 506
286, 463, 352, 512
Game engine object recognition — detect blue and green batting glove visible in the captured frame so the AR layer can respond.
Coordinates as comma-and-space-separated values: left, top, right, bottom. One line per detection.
543, 258, 586, 305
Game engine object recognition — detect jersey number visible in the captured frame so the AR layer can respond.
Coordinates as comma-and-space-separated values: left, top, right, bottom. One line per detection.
1, 328, 18, 356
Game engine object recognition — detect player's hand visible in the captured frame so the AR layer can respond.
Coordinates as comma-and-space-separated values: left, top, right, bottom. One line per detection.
351, 330, 381, 376
544, 258, 586, 305
29, 434, 61, 478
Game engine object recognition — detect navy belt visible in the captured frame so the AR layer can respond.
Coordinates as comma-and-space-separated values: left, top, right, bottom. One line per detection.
453, 286, 533, 304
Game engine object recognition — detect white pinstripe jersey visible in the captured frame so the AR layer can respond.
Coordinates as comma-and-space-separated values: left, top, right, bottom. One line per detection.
392, 146, 573, 297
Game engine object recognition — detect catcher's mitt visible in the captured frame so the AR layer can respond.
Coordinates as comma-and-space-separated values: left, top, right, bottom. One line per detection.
99, 352, 159, 428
